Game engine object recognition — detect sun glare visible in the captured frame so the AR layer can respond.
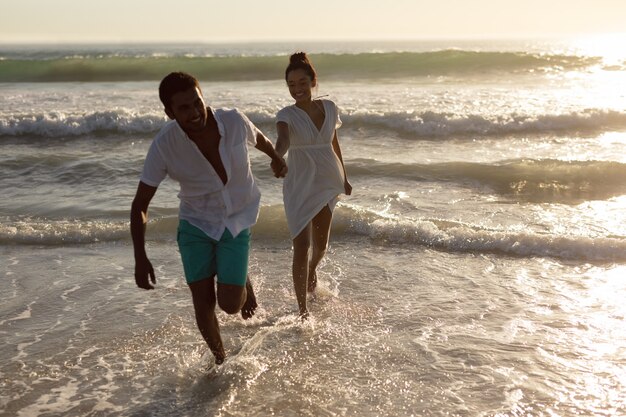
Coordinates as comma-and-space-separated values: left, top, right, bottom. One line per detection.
570, 33, 626, 67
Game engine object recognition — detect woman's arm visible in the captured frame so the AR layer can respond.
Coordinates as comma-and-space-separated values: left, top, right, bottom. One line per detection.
331, 131, 352, 195
275, 122, 290, 158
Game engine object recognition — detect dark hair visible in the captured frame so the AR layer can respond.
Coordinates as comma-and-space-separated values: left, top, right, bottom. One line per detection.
285, 52, 317, 82
158, 72, 201, 109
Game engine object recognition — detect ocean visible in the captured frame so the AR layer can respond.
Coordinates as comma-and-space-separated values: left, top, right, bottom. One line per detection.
1, 38, 626, 416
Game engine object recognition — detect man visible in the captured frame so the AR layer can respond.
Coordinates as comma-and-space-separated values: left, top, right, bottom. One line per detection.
130, 72, 287, 365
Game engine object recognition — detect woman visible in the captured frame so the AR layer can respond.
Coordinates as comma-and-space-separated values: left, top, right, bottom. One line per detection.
275, 52, 352, 318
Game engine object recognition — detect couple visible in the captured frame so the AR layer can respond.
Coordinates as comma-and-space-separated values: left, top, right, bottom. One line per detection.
130, 53, 352, 364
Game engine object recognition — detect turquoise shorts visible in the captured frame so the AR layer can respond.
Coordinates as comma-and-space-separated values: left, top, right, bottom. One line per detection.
176, 220, 250, 286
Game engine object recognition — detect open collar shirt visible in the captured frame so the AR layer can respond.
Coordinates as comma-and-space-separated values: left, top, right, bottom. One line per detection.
140, 107, 261, 240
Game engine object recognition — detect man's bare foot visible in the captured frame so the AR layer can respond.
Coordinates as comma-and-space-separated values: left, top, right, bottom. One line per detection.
307, 268, 317, 293
299, 310, 310, 321
241, 279, 258, 320
210, 347, 225, 365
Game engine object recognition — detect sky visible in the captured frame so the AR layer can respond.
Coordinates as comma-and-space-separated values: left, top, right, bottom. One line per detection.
1, 0, 625, 43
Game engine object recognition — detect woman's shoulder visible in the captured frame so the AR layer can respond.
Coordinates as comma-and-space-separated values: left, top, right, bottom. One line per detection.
278, 104, 297, 113
276, 105, 296, 122
319, 98, 338, 110
319, 99, 339, 116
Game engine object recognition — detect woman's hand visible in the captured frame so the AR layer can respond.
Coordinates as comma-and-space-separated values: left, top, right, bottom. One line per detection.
271, 156, 288, 178
344, 180, 353, 196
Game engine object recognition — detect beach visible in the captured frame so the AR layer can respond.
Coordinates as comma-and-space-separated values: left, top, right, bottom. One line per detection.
1, 39, 626, 416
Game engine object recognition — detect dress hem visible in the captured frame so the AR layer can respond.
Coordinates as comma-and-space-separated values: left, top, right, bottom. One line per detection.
288, 193, 340, 239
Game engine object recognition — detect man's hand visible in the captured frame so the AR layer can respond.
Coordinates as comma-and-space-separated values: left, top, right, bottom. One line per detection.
271, 156, 288, 178
134, 257, 156, 290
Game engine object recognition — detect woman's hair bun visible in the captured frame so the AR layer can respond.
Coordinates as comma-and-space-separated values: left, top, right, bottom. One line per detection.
289, 52, 309, 65
285, 51, 317, 81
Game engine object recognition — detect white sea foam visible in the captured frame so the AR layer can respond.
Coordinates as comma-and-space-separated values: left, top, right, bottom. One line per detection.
0, 218, 130, 245
336, 206, 626, 262
0, 110, 167, 137
0, 303, 33, 326
3, 207, 624, 262
3, 108, 625, 138
339, 108, 626, 138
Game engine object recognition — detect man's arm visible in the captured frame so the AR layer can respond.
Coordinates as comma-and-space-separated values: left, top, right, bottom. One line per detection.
130, 181, 158, 289
255, 131, 287, 178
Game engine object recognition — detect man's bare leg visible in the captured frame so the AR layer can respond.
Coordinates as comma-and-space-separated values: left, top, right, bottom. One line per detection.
189, 276, 225, 364
216, 279, 257, 319
188, 277, 257, 366
241, 279, 258, 319
308, 206, 333, 293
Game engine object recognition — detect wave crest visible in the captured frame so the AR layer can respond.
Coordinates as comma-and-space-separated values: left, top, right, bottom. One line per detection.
341, 108, 626, 137
0, 110, 166, 137
348, 159, 626, 204
0, 51, 604, 82
336, 206, 626, 262
3, 206, 625, 263
3, 108, 625, 138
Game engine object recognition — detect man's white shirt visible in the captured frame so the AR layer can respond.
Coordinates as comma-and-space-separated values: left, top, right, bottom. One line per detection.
140, 108, 261, 240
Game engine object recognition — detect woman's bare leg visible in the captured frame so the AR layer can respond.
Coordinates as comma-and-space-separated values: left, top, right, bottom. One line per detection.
308, 205, 333, 293
292, 223, 312, 318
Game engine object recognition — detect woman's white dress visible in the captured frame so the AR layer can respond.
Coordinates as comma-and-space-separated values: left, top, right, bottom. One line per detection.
276, 99, 346, 239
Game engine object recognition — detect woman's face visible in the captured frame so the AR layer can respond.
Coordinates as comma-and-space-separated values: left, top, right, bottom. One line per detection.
286, 69, 316, 104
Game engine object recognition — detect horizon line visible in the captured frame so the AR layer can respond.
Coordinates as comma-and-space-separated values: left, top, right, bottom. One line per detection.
1, 32, 625, 45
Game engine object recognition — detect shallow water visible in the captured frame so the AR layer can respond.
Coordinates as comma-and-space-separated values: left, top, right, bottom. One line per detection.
2, 241, 625, 416
2, 39, 626, 416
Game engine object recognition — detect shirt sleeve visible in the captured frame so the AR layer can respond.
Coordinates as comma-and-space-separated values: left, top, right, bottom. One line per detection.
276, 107, 290, 125
333, 101, 342, 129
234, 110, 260, 147
139, 140, 167, 187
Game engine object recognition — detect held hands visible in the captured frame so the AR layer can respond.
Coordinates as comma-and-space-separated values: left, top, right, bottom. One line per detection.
271, 156, 288, 178
134, 256, 156, 290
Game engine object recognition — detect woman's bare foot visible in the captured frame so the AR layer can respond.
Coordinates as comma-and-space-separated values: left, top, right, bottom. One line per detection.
241, 279, 258, 320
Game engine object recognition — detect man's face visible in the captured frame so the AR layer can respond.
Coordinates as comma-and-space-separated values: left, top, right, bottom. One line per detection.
165, 87, 208, 134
